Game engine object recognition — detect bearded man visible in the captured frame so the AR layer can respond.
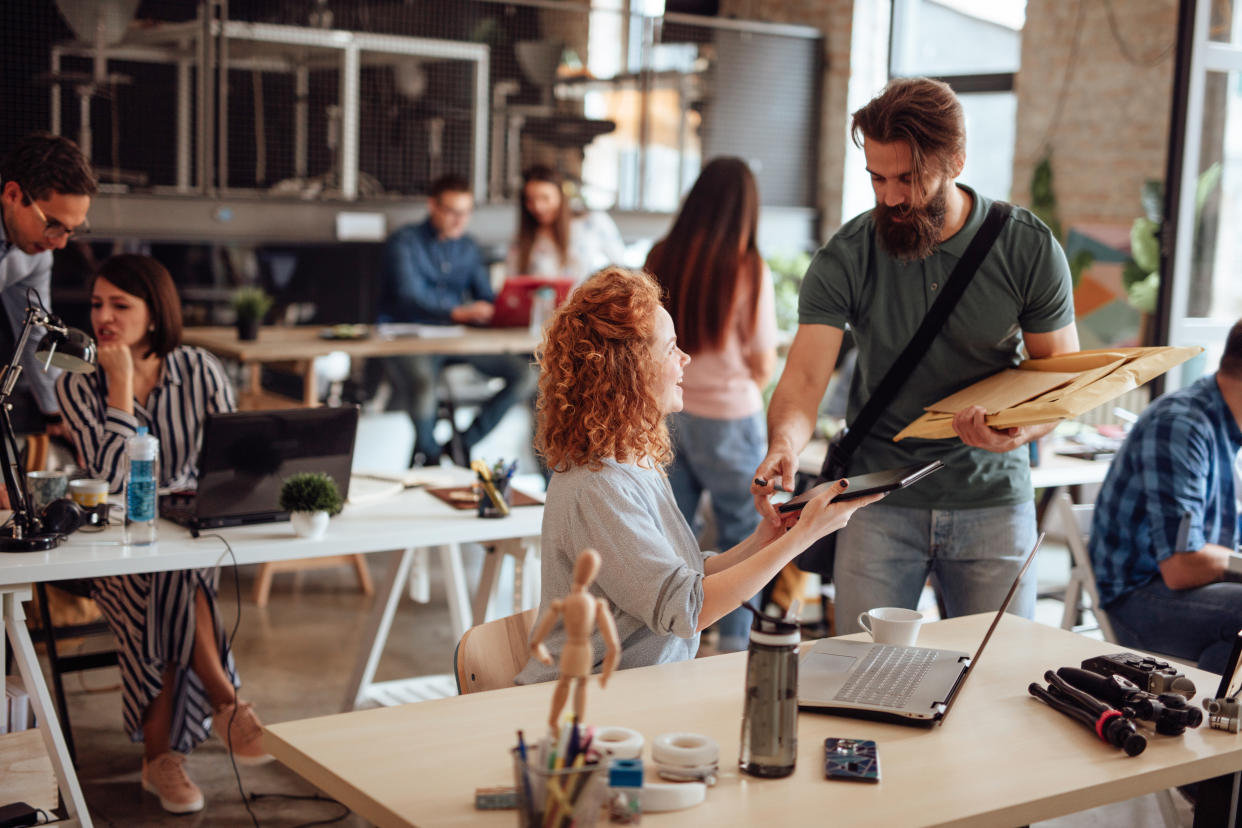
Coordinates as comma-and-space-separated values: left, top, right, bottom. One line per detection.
752, 78, 1078, 630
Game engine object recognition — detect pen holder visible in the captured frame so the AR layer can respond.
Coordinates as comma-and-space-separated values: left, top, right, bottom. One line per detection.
512, 749, 606, 828
478, 478, 512, 519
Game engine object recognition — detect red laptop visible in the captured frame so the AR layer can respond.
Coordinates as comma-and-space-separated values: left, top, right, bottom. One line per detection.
490, 276, 576, 328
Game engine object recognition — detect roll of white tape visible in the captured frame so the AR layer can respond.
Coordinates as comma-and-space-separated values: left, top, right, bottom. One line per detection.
639, 781, 707, 812
651, 732, 719, 769
593, 726, 644, 760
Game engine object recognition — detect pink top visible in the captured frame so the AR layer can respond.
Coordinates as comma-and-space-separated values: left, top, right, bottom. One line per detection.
680, 264, 778, 419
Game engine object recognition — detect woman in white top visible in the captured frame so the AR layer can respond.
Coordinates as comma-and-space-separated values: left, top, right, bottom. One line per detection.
505, 164, 626, 283
57, 254, 267, 815
644, 157, 779, 651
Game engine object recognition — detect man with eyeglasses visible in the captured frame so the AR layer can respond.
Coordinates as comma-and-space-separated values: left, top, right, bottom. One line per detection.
375, 173, 534, 467
0, 132, 97, 460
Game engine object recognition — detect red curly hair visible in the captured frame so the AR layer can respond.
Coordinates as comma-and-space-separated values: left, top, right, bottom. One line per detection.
536, 266, 672, 472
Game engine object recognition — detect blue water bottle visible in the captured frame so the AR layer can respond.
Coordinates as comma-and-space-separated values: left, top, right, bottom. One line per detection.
124, 426, 159, 546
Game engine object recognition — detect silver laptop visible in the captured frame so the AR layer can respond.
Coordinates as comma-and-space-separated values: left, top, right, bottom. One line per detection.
798, 533, 1043, 727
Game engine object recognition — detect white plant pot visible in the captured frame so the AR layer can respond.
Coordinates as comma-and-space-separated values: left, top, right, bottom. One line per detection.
290, 510, 329, 539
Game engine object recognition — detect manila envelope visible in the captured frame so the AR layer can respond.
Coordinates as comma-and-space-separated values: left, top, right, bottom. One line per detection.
893, 346, 1203, 441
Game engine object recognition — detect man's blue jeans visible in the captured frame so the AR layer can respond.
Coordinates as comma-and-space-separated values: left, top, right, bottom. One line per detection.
669, 411, 766, 652
1105, 578, 1242, 675
833, 500, 1038, 634
384, 353, 536, 464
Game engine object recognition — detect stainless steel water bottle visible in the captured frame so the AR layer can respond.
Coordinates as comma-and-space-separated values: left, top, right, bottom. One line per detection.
738, 607, 799, 777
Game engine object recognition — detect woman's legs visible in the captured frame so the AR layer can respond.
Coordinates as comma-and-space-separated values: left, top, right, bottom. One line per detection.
141, 587, 235, 758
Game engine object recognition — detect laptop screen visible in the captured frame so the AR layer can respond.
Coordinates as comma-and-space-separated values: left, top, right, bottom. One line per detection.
194, 406, 359, 521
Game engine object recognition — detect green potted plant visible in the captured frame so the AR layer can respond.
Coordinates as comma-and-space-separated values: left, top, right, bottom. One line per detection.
278, 472, 343, 539
231, 286, 273, 341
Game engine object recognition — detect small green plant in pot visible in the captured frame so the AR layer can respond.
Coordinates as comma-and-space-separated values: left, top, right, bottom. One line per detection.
231, 286, 273, 341
279, 472, 343, 539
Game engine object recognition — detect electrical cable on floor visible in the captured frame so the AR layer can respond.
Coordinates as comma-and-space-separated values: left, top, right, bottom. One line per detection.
202, 533, 353, 828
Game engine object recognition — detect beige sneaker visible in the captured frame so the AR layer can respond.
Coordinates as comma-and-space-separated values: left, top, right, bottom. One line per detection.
213, 698, 274, 765
141, 752, 204, 814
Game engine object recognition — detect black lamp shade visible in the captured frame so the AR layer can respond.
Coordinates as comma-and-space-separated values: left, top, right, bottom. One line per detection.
35, 327, 97, 373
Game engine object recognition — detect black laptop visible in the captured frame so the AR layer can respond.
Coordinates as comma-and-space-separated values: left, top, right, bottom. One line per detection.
160, 406, 359, 536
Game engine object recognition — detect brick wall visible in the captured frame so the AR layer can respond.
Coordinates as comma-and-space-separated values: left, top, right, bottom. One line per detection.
1012, 0, 1178, 227
719, 0, 855, 233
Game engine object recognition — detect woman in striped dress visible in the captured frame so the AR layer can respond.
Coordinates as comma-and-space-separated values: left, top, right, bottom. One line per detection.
57, 254, 268, 815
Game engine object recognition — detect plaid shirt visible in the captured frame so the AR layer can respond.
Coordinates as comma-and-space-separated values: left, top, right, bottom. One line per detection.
1089, 374, 1242, 605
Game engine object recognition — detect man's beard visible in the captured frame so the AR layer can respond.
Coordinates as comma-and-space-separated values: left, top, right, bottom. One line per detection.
874, 181, 949, 262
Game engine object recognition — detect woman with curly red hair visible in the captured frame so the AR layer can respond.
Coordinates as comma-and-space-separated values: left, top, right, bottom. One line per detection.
515, 267, 882, 681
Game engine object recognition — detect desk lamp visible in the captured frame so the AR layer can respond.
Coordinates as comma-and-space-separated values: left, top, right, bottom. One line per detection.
0, 291, 96, 551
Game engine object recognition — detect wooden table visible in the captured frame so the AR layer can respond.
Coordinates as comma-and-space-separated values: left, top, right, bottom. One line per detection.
264, 614, 1242, 828
0, 482, 543, 827
182, 325, 539, 408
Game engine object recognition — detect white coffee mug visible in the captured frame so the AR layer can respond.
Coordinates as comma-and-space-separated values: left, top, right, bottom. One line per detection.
857, 607, 924, 647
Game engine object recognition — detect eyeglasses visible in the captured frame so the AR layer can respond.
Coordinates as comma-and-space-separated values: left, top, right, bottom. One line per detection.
23, 190, 89, 242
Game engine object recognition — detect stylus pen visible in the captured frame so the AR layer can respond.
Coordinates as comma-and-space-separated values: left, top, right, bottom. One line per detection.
753, 476, 791, 493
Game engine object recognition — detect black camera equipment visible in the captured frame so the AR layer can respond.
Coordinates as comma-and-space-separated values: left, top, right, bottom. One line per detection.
1029, 670, 1146, 756
1080, 653, 1196, 699
1056, 667, 1203, 735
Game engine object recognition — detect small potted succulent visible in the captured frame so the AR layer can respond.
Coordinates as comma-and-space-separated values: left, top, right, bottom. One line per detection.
231, 286, 273, 341
278, 472, 343, 539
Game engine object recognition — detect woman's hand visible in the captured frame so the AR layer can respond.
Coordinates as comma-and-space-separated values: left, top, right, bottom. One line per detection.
95, 343, 133, 384
785, 479, 884, 545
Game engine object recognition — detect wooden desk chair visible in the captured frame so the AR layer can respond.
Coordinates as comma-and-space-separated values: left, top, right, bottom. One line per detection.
454, 607, 537, 694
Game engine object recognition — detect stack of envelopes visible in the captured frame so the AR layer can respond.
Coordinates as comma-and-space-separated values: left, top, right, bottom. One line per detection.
894, 346, 1203, 441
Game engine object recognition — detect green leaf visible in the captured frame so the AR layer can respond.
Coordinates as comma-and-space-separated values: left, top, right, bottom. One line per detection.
1126, 271, 1160, 315
1130, 217, 1161, 273
1121, 258, 1150, 291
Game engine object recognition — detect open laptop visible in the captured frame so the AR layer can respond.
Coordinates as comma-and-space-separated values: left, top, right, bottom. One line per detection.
159, 406, 359, 537
490, 275, 575, 328
798, 533, 1044, 727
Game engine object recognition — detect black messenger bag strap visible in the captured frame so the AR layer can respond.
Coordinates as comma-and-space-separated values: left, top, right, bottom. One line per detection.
827, 200, 1013, 473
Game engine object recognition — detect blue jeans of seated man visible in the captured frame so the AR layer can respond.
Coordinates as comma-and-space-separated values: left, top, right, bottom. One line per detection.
669, 411, 766, 652
384, 353, 536, 464
833, 500, 1038, 635
1105, 578, 1242, 675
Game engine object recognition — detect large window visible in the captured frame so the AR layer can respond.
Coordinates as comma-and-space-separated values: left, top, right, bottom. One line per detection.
1165, 0, 1242, 384
887, 0, 1025, 202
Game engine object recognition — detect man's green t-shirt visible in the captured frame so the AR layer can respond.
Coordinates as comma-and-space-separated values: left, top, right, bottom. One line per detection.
798, 184, 1075, 509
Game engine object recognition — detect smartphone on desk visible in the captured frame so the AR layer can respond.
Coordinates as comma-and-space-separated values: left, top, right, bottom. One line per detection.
824, 738, 880, 783
778, 461, 944, 514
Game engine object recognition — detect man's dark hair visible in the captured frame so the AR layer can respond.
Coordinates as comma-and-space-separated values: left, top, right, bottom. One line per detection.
851, 77, 965, 197
429, 174, 471, 199
1221, 318, 1242, 378
0, 132, 97, 202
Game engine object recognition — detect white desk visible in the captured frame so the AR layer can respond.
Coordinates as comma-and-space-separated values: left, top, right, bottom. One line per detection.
0, 484, 543, 827
265, 614, 1242, 828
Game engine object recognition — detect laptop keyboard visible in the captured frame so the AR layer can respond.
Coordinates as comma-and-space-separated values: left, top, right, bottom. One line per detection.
833, 645, 938, 708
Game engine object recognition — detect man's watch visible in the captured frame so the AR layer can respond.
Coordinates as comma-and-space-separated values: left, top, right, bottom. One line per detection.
41, 411, 63, 426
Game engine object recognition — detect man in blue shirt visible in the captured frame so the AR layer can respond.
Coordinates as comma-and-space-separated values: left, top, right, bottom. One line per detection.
377, 174, 533, 466
0, 133, 96, 506
1089, 320, 1242, 674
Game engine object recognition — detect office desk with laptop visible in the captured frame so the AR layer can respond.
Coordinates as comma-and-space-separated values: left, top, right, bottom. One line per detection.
264, 612, 1242, 828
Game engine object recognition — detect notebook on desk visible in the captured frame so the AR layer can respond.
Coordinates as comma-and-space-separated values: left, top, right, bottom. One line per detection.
490, 276, 575, 328
798, 533, 1043, 727
159, 406, 359, 537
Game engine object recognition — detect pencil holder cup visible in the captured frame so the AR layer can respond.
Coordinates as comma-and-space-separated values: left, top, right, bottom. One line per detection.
512, 748, 606, 828
478, 479, 512, 519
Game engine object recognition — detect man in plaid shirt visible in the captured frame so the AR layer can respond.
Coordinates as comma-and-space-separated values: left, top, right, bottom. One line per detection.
1089, 320, 1242, 674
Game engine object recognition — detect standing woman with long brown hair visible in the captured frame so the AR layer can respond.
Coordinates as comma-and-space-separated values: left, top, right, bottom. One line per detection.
644, 157, 778, 651
505, 164, 625, 283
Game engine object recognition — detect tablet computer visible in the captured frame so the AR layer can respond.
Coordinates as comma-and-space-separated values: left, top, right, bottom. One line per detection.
777, 460, 944, 513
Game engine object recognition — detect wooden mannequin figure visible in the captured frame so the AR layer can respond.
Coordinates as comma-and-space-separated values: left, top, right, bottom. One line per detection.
530, 548, 621, 731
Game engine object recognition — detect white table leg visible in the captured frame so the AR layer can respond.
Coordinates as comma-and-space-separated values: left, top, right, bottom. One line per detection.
342, 549, 412, 712
440, 543, 472, 643
4, 588, 92, 827
407, 547, 430, 603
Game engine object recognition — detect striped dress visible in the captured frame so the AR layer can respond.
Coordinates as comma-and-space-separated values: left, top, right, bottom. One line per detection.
57, 346, 239, 754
